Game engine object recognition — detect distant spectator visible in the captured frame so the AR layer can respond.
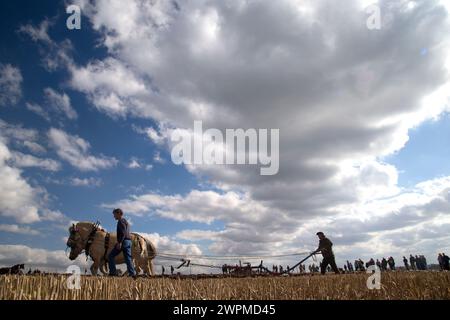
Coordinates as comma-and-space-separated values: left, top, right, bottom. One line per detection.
358, 259, 365, 271
438, 254, 444, 271
381, 257, 388, 271
409, 254, 416, 270
388, 257, 395, 271
346, 260, 353, 272
403, 256, 409, 270
421, 255, 427, 270
442, 253, 450, 271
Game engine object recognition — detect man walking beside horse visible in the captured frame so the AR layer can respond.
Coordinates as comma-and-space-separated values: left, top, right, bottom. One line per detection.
108, 208, 136, 278
66, 210, 156, 276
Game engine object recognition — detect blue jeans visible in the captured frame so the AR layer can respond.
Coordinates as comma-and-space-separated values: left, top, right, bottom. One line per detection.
108, 239, 136, 276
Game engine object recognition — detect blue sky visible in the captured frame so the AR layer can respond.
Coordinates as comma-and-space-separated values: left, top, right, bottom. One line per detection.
385, 114, 450, 187
0, 0, 449, 272
0, 0, 216, 261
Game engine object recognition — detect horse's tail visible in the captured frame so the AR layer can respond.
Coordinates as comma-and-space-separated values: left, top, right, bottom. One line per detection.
146, 239, 157, 260
132, 233, 149, 259
139, 236, 148, 259
145, 238, 156, 276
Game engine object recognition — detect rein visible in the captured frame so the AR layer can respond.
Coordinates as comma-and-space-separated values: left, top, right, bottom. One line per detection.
84, 227, 98, 259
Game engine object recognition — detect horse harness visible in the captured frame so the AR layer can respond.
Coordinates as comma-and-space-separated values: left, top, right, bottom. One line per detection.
103, 232, 110, 262
72, 224, 145, 263
84, 226, 111, 263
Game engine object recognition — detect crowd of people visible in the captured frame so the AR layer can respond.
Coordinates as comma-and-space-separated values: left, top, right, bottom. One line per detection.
264, 252, 450, 275
438, 253, 450, 271
336, 253, 450, 273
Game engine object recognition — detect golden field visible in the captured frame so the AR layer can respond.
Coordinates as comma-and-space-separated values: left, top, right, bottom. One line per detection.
1, 272, 449, 300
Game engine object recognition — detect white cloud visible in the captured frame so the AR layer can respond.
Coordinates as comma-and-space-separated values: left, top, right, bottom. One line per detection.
0, 64, 22, 106
69, 58, 147, 117
0, 121, 67, 223
70, 177, 102, 187
153, 151, 165, 164
26, 102, 51, 122
127, 158, 141, 169
0, 141, 68, 224
41, 0, 450, 260
176, 229, 222, 241
103, 189, 273, 225
10, 152, 61, 171
0, 224, 40, 235
18, 19, 52, 44
48, 128, 118, 171
106, 175, 450, 261
0, 120, 60, 171
22, 140, 47, 154
133, 124, 168, 146
137, 232, 202, 256
0, 119, 40, 146
0, 138, 41, 223
19, 19, 74, 71
44, 88, 78, 120
40, 209, 66, 222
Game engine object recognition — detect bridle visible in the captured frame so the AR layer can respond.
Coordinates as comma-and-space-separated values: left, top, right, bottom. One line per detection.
67, 222, 101, 260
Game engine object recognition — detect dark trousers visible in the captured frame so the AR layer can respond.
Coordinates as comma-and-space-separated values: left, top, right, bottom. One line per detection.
108, 239, 136, 276
321, 255, 339, 274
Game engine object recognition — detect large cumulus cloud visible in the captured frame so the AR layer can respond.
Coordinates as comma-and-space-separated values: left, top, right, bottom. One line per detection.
63, 0, 450, 261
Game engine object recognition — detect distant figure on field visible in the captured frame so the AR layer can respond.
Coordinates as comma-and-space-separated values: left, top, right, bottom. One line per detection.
438, 254, 444, 270
403, 256, 409, 270
388, 256, 395, 270
381, 257, 388, 271
358, 259, 365, 271
376, 259, 381, 270
346, 260, 353, 272
409, 254, 416, 270
442, 253, 450, 271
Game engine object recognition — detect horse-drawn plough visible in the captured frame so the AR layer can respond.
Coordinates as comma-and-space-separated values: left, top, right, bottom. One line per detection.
66, 221, 318, 277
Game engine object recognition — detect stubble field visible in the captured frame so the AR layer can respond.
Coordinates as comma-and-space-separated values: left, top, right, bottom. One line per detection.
1, 272, 449, 300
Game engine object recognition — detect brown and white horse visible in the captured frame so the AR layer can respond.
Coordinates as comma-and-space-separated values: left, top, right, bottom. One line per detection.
66, 222, 156, 276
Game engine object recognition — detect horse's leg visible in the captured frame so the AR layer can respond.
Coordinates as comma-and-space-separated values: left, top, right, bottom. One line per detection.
139, 258, 150, 276
99, 259, 109, 275
90, 262, 98, 276
135, 261, 142, 275
149, 259, 155, 276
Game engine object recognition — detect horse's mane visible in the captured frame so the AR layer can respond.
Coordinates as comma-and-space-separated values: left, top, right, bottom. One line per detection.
76, 221, 106, 231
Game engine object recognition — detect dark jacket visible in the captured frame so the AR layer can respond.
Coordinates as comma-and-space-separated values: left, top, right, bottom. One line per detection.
317, 237, 334, 258
117, 218, 131, 243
